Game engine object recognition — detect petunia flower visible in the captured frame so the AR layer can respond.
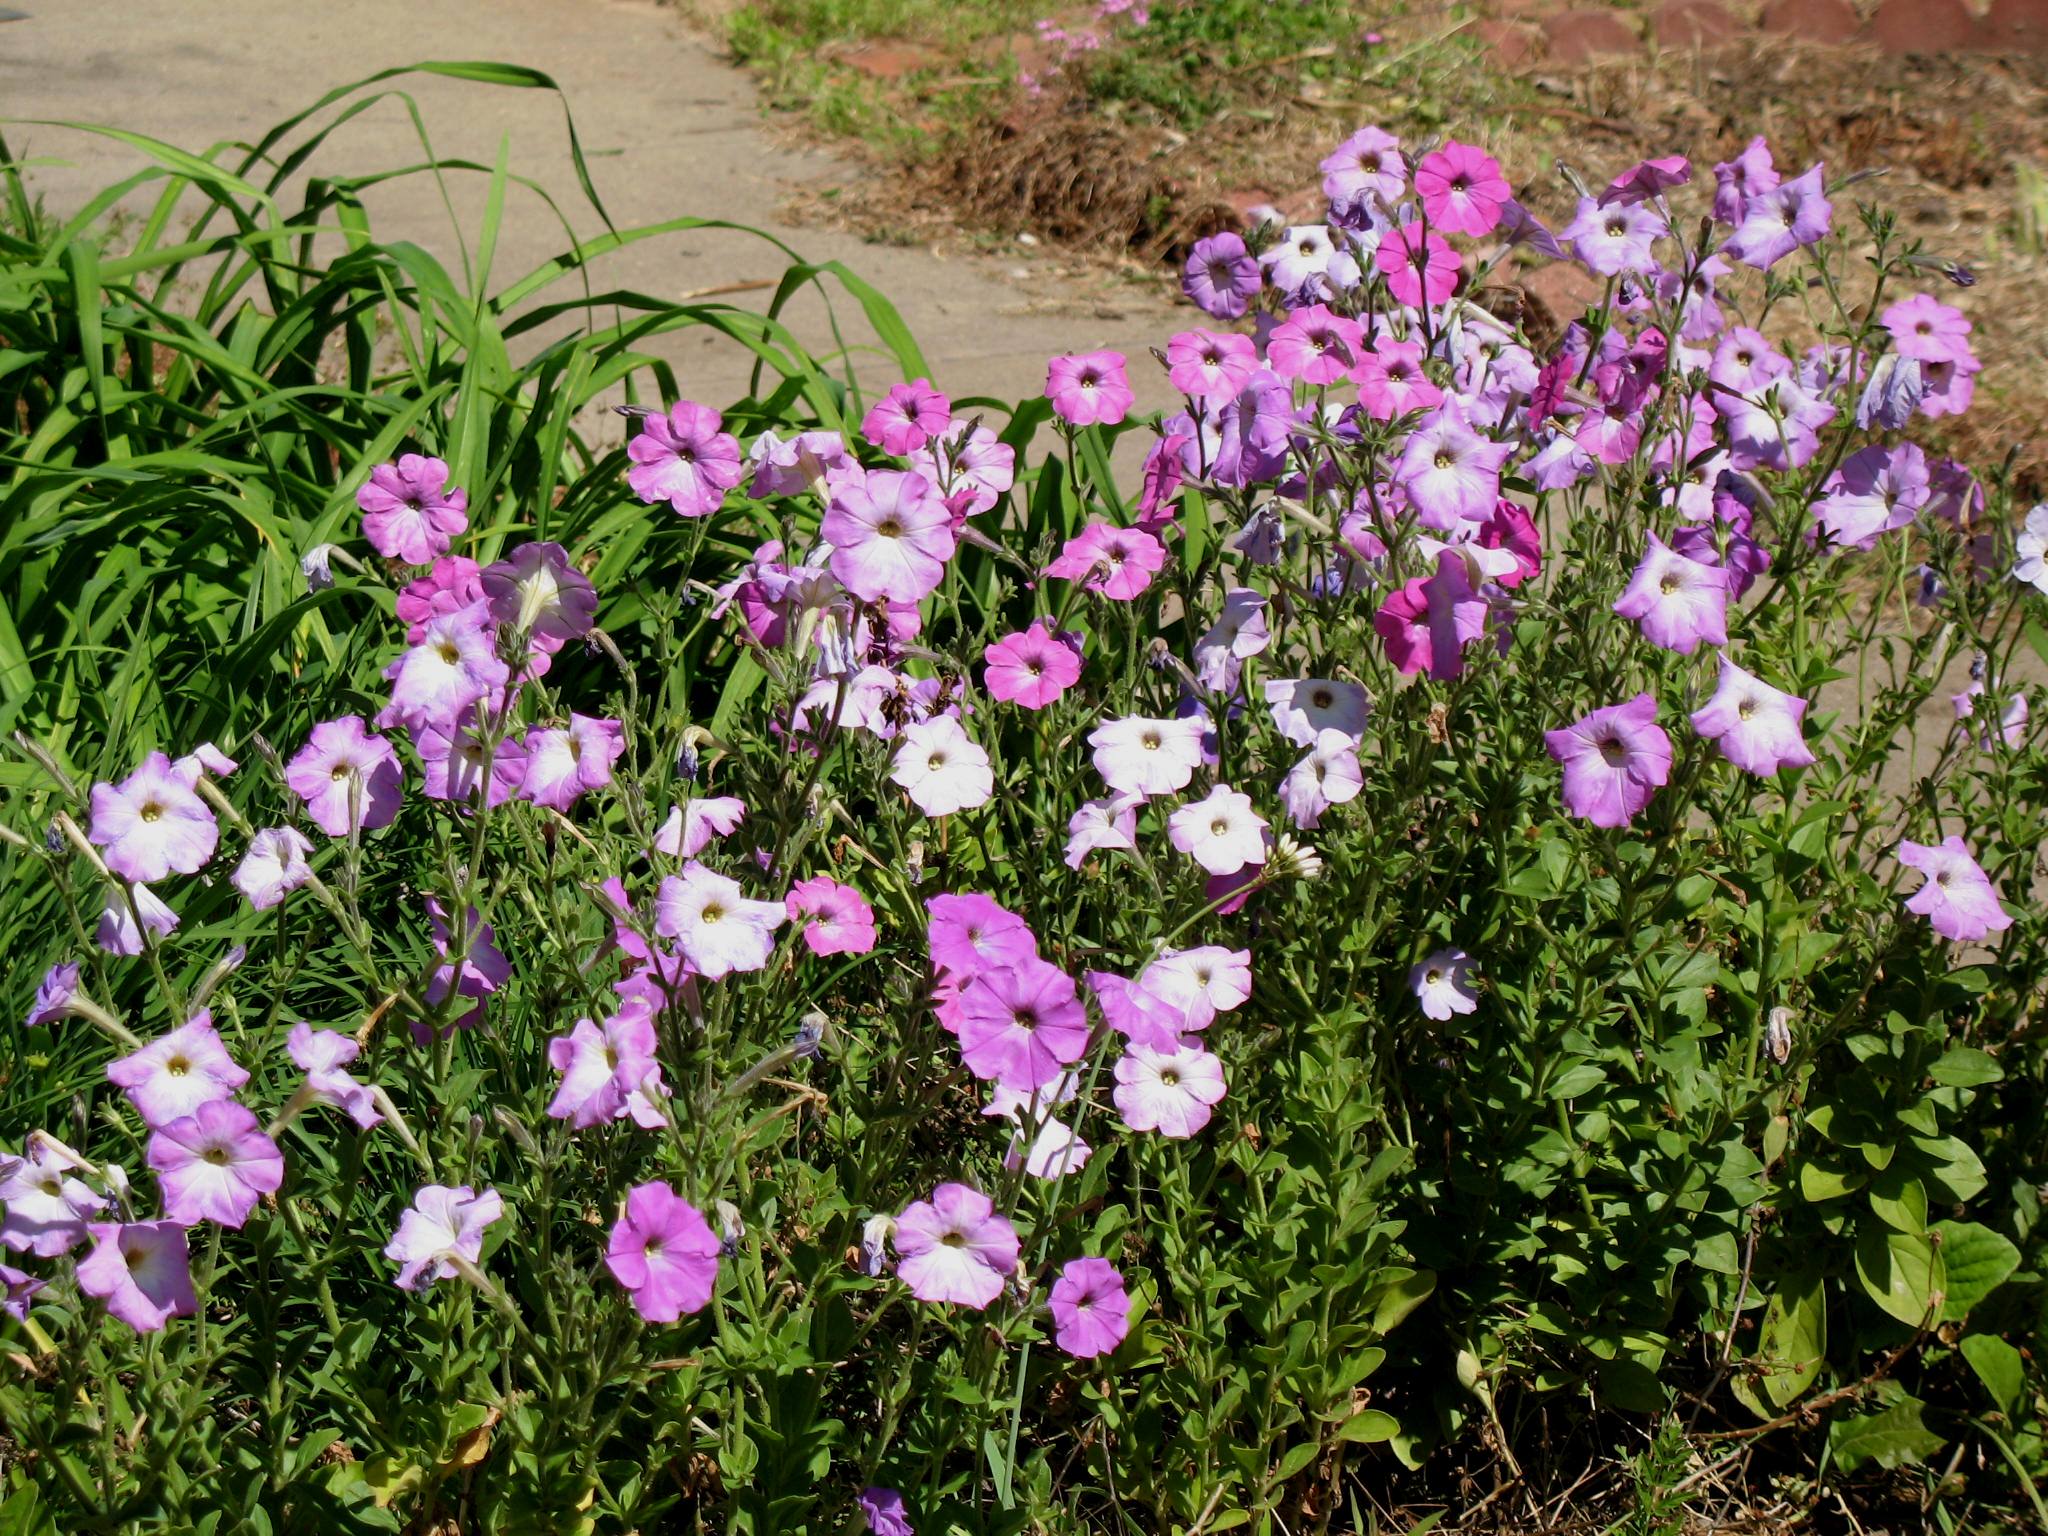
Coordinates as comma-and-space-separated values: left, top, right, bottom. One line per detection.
416, 711, 528, 807
1048, 1256, 1132, 1359
1089, 714, 1206, 798
1193, 587, 1271, 693
1562, 197, 1666, 275
1712, 136, 1778, 224
148, 1100, 285, 1229
521, 714, 625, 812
358, 454, 469, 565
1044, 522, 1167, 602
627, 401, 744, 518
481, 541, 597, 645
1113, 1040, 1227, 1137
285, 716, 403, 836
1689, 655, 1815, 777
1264, 676, 1371, 747
1600, 154, 1690, 207
889, 717, 994, 817
385, 1184, 505, 1290
984, 623, 1083, 709
26, 962, 81, 1029
1321, 125, 1405, 217
423, 897, 511, 1037
75, 1221, 198, 1332
1045, 351, 1134, 427
1137, 945, 1251, 1033
1811, 443, 1929, 551
0, 1263, 43, 1323
1397, 409, 1513, 530
1166, 329, 1259, 401
1409, 947, 1479, 1021
862, 379, 952, 455
1725, 162, 1830, 269
1182, 231, 1262, 319
106, 1011, 249, 1128
88, 752, 218, 884
653, 796, 748, 860
892, 1183, 1018, 1308
1375, 220, 1460, 307
1352, 339, 1444, 421
1268, 303, 1365, 384
1064, 794, 1141, 868
380, 602, 508, 734
823, 469, 956, 605
749, 429, 853, 499
785, 877, 877, 956
1167, 784, 1267, 877
654, 862, 786, 981
1415, 141, 1509, 236
606, 1181, 721, 1322
1612, 531, 1729, 655
1003, 1117, 1092, 1180
96, 884, 179, 956
1543, 693, 1673, 828
547, 1002, 664, 1129
1897, 837, 2012, 943
232, 827, 315, 910
956, 957, 1091, 1091
0, 1139, 106, 1255
286, 1024, 384, 1128
858, 1487, 916, 1536
1281, 729, 1364, 829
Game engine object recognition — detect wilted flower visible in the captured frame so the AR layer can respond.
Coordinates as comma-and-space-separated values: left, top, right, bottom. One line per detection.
287, 1024, 383, 1128
97, 884, 180, 956
859, 1487, 916, 1536
654, 796, 748, 859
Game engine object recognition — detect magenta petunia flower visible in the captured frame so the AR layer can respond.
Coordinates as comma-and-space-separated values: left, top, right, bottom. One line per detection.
107, 1011, 249, 1129
655, 861, 786, 981
1166, 329, 1259, 401
786, 876, 877, 956
862, 379, 953, 455
1090, 714, 1205, 799
1376, 221, 1460, 308
890, 717, 994, 817
0, 1139, 105, 1255
1045, 351, 1135, 427
232, 826, 315, 910
1281, 728, 1364, 829
823, 469, 955, 605
1543, 693, 1673, 829
287, 1023, 383, 1128
858, 1487, 916, 1536
76, 1221, 197, 1332
97, 884, 179, 956
397, 555, 487, 641
88, 752, 218, 884
1600, 154, 1690, 208
1725, 162, 1830, 269
1167, 784, 1268, 876
926, 893, 1038, 995
25, 962, 80, 1029
1409, 947, 1478, 1021
1137, 945, 1251, 1033
521, 714, 624, 812
1897, 836, 2012, 943
1689, 655, 1815, 777
286, 716, 403, 837
1351, 339, 1444, 421
1048, 1256, 1131, 1359
1044, 522, 1166, 602
358, 454, 469, 565
1183, 231, 1262, 319
893, 1183, 1018, 1308
417, 711, 528, 807
1563, 197, 1667, 275
1268, 303, 1365, 384
385, 1184, 505, 1290
1064, 793, 1141, 868
606, 1181, 722, 1322
1613, 532, 1729, 655
547, 1002, 662, 1128
1264, 676, 1371, 747
984, 622, 1083, 709
1397, 409, 1513, 530
956, 956, 1090, 1090
481, 541, 598, 645
1415, 141, 1509, 236
1113, 1040, 1227, 1137
628, 401, 744, 519
148, 1100, 284, 1229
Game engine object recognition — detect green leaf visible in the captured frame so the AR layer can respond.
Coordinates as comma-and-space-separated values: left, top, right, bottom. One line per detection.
1366, 1268, 1436, 1336
1927, 1046, 2002, 1087
1797, 1157, 1865, 1202
1854, 1227, 1945, 1326
1827, 1395, 1945, 1472
1334, 1409, 1400, 1444
1867, 1172, 1927, 1234
1932, 1220, 2020, 1319
1959, 1334, 2023, 1415
1751, 1269, 1828, 1410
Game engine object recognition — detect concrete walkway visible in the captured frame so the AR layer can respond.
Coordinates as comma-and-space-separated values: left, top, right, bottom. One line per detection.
2, 0, 1179, 421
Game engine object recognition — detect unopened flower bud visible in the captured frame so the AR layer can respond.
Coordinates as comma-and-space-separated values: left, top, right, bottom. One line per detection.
301, 544, 338, 590
859, 1213, 895, 1277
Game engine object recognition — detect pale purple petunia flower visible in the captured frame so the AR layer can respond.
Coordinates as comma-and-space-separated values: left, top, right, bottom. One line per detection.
909, 422, 1016, 516
148, 1100, 284, 1229
786, 877, 877, 956
1897, 837, 2012, 943
424, 898, 510, 1037
232, 827, 316, 910
1600, 154, 1690, 207
1004, 1117, 1092, 1180
386, 1184, 505, 1291
893, 1183, 1018, 1308
1183, 231, 1261, 319
1138, 946, 1251, 1033
75, 1221, 197, 1332
1397, 409, 1514, 531
824, 469, 956, 605
0, 1263, 43, 1322
1046, 350, 1135, 427
1264, 677, 1371, 747
97, 884, 179, 956
1562, 197, 1667, 275
1544, 693, 1673, 829
26, 962, 80, 1028
1048, 1256, 1132, 1359
858, 1487, 916, 1536
521, 714, 624, 812
381, 602, 508, 734
956, 957, 1090, 1091
606, 1181, 722, 1322
890, 717, 994, 817
1114, 1040, 1227, 1137
1167, 784, 1267, 876
547, 1003, 663, 1129
481, 542, 598, 645
655, 861, 786, 980
749, 428, 853, 498
1090, 714, 1206, 799
1712, 136, 1778, 224
1321, 125, 1405, 216
358, 454, 469, 565
862, 379, 953, 455
286, 1024, 383, 1128
416, 712, 528, 808
286, 716, 403, 837
654, 797, 748, 860
89, 752, 218, 884
1613, 531, 1729, 655
175, 741, 238, 781
1812, 443, 1929, 551
0, 1139, 106, 1255
1726, 162, 1830, 269
106, 1011, 249, 1128
1409, 947, 1479, 1021
628, 402, 744, 519
1065, 793, 1141, 869
1689, 655, 1815, 777
1281, 729, 1363, 829
1194, 587, 1270, 693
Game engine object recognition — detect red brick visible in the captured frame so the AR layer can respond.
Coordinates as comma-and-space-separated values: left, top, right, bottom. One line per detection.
1758, 0, 1863, 44
1984, 0, 2048, 50
1475, 17, 1546, 67
1869, 0, 1985, 51
1541, 8, 1645, 61
1651, 0, 1744, 47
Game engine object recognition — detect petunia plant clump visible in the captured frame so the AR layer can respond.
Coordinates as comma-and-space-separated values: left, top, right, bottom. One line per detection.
3, 118, 2047, 1533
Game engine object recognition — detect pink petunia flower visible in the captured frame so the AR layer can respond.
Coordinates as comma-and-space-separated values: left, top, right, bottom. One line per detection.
1689, 655, 1815, 777
1812, 443, 1929, 551
286, 1024, 383, 1129
926, 893, 1039, 1022
358, 454, 468, 565
1415, 141, 1509, 236
1048, 1256, 1132, 1359
1045, 351, 1135, 427
286, 716, 403, 837
627, 402, 744, 518
148, 1099, 285, 1229
858, 1488, 916, 1536
749, 429, 853, 498
0, 1263, 43, 1322
1543, 693, 1673, 828
1712, 136, 1778, 224
1600, 154, 1690, 208
890, 717, 994, 817
232, 827, 315, 910
1113, 1040, 1227, 1137
1882, 294, 1972, 366
1044, 522, 1167, 602
521, 714, 625, 812
1897, 836, 2012, 943
606, 1181, 722, 1322
824, 469, 956, 605
1613, 532, 1729, 654
786, 877, 877, 956
1409, 946, 1478, 1021
384, 1184, 505, 1290
654, 796, 748, 860
88, 752, 218, 884
1166, 329, 1259, 401
893, 1183, 1018, 1308
1089, 713, 1206, 798
1268, 304, 1366, 384
76, 1221, 197, 1332
106, 1011, 249, 1129
1351, 339, 1444, 421
1376, 221, 1460, 307
912, 422, 1017, 517
547, 1002, 664, 1128
956, 956, 1091, 1090
984, 622, 1084, 710
655, 862, 786, 981
862, 379, 953, 455
1167, 784, 1267, 876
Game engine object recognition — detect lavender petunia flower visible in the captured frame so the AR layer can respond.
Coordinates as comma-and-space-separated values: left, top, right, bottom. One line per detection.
1543, 693, 1673, 829
1897, 837, 2012, 943
1689, 655, 1816, 777
88, 752, 218, 884
75, 1221, 198, 1333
